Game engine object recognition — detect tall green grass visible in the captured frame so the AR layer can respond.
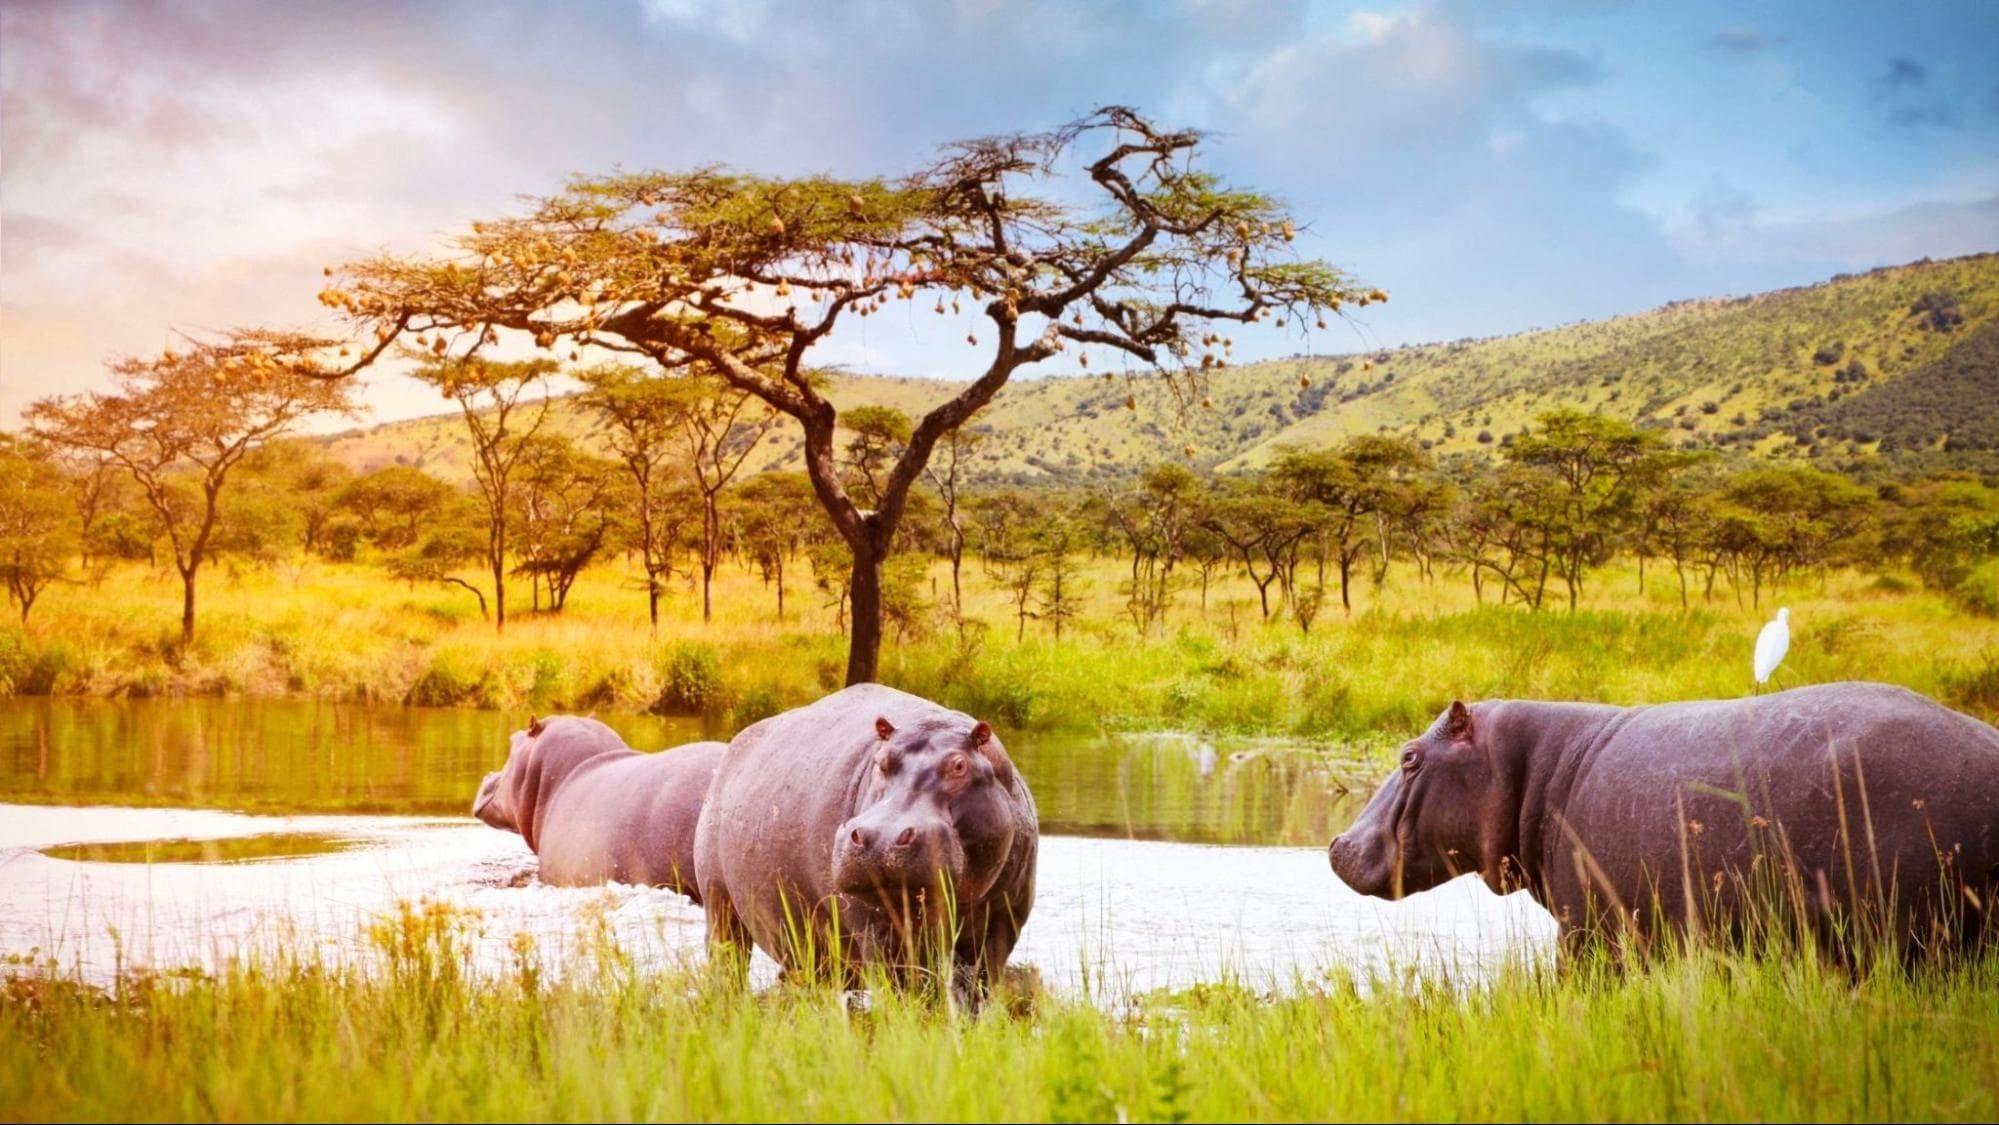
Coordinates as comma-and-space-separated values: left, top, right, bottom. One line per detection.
3, 901, 1995, 1122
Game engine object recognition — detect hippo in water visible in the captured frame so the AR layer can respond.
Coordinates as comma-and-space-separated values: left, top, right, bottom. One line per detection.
1330, 682, 1999, 958
473, 715, 724, 899
692, 683, 1037, 1003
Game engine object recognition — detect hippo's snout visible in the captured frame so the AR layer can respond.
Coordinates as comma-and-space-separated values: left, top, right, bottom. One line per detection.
833, 808, 965, 899
472, 770, 508, 828
1329, 828, 1399, 899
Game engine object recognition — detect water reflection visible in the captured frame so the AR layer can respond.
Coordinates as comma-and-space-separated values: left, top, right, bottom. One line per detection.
0, 699, 1386, 847
41, 833, 363, 864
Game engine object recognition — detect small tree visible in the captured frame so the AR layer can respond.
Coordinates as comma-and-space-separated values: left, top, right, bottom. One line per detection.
1098, 463, 1201, 636
26, 333, 358, 647
734, 472, 818, 620
578, 364, 690, 627
407, 356, 558, 632
672, 374, 777, 623
1506, 409, 1664, 611
1038, 512, 1086, 642
336, 466, 463, 552
977, 491, 1047, 643
0, 437, 79, 624
923, 425, 985, 636
1273, 435, 1427, 614
1202, 487, 1314, 620
510, 435, 619, 613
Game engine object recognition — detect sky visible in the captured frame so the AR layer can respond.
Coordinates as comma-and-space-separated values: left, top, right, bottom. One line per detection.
3, 0, 1996, 429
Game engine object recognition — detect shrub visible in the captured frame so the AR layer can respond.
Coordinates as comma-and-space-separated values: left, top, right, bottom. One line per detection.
654, 643, 727, 715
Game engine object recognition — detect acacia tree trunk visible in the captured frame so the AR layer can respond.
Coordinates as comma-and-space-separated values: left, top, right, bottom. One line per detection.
701, 492, 721, 624
490, 541, 507, 633
179, 566, 198, 649
845, 529, 886, 686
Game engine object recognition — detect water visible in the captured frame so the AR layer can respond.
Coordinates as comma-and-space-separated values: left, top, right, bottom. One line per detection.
0, 698, 1379, 845
0, 700, 1557, 991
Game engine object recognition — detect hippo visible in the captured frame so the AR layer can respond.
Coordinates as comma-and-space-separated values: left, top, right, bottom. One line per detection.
692, 683, 1037, 1003
1329, 682, 1999, 959
473, 715, 725, 899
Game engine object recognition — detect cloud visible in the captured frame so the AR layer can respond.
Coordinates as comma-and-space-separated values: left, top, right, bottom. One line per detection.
1676, 192, 1999, 268
1207, 7, 1694, 341
1882, 57, 1928, 88
1706, 26, 1784, 53
1870, 56, 1957, 129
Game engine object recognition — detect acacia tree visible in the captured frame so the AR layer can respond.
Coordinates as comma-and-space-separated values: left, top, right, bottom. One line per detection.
510, 435, 619, 613
26, 333, 358, 647
1506, 409, 1664, 611
408, 356, 558, 632
733, 471, 818, 620
331, 106, 1371, 684
1097, 463, 1201, 635
335, 466, 462, 552
0, 437, 78, 624
578, 364, 683, 626
1273, 435, 1427, 614
664, 374, 777, 622
922, 425, 984, 636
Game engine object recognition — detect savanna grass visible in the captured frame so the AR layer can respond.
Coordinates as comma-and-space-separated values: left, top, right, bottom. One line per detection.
4, 555, 1998, 740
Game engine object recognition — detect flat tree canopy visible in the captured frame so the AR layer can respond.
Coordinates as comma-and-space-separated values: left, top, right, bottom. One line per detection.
329, 106, 1376, 683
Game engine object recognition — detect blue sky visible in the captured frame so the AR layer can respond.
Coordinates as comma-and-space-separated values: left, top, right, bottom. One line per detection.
3, 0, 1995, 425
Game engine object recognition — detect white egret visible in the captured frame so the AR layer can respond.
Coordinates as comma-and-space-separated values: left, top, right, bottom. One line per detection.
1753, 607, 1790, 689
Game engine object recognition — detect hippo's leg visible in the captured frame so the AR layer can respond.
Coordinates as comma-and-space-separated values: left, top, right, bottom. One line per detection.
703, 890, 753, 987
950, 905, 1023, 1013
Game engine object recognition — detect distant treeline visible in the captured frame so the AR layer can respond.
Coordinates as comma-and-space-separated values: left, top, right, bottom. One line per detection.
8, 398, 1999, 639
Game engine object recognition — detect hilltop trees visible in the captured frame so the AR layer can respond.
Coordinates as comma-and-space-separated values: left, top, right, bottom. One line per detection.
26, 333, 358, 647
328, 105, 1370, 684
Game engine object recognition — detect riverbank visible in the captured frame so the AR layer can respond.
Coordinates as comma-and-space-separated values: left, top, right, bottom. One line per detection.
5, 558, 1997, 739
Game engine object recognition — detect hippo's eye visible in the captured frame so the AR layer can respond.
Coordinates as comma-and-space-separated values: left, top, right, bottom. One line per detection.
945, 754, 970, 779
875, 749, 898, 775
1401, 747, 1421, 773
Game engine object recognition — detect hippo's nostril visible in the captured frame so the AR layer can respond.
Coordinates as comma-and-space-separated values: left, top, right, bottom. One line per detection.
895, 826, 916, 847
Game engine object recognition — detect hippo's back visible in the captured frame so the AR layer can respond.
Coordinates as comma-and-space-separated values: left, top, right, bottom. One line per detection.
1556, 682, 1999, 937
538, 740, 725, 897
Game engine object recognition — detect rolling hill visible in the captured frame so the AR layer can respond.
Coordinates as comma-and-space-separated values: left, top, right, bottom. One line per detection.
318, 253, 1999, 484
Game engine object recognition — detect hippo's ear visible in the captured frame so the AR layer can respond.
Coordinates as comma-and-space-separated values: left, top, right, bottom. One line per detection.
971, 721, 1012, 783
875, 716, 896, 741
1445, 701, 1474, 743
527, 716, 546, 738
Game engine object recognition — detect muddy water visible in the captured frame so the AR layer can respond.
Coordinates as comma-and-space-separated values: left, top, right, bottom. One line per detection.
0, 701, 1557, 991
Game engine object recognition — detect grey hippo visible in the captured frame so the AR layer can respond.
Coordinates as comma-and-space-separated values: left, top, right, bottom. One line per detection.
1329, 682, 1999, 958
473, 715, 724, 898
692, 683, 1038, 1003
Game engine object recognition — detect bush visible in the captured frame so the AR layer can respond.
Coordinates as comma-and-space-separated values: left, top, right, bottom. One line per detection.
654, 643, 727, 715
0, 632, 77, 695
1953, 559, 1999, 618
406, 651, 480, 707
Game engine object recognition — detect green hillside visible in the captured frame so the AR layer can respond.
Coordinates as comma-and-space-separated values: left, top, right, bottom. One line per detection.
319, 253, 1999, 483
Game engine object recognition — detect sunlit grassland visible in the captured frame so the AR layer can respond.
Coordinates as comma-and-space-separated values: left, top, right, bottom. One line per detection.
5, 552, 1998, 739
2, 902, 1995, 1123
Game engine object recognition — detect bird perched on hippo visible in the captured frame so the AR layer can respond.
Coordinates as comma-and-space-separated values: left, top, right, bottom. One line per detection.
1330, 682, 1999, 960
473, 715, 723, 899
693, 683, 1038, 1006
